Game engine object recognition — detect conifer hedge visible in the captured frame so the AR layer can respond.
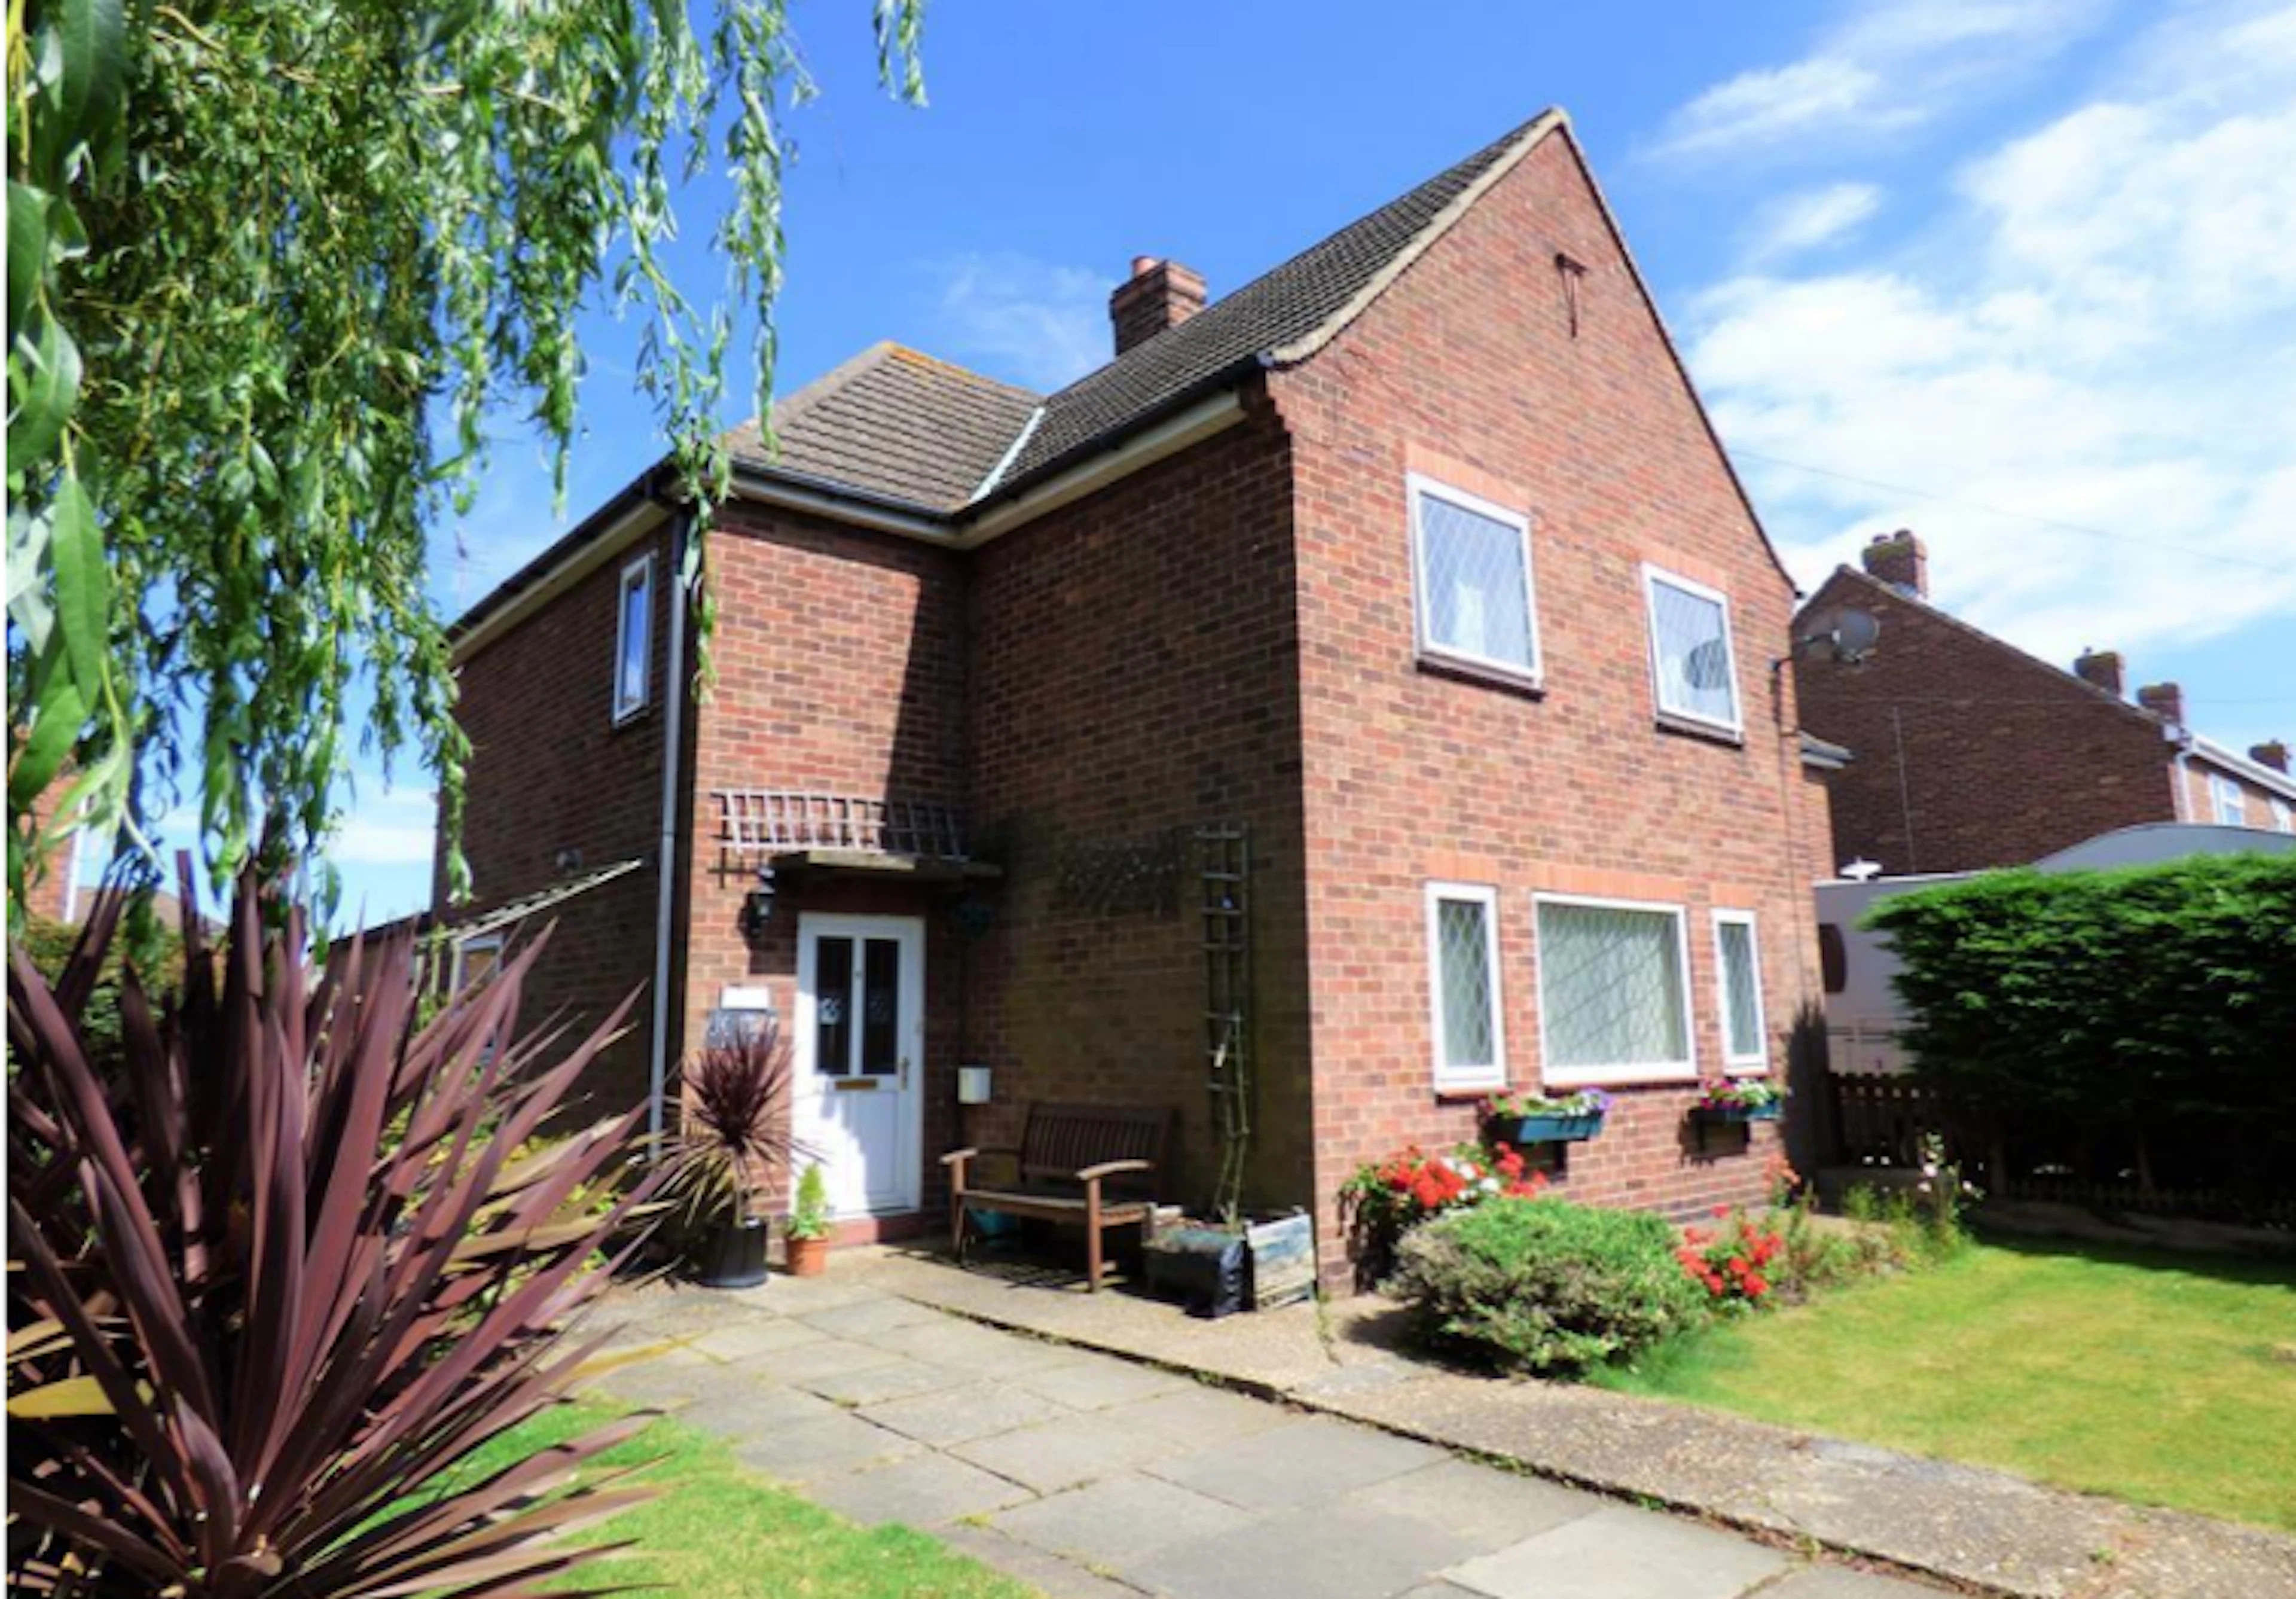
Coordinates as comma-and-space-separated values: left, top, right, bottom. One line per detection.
1864, 853, 2296, 1197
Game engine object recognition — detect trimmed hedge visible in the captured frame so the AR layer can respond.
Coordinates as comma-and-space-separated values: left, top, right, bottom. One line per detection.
1389, 1197, 1705, 1375
1864, 853, 2296, 1194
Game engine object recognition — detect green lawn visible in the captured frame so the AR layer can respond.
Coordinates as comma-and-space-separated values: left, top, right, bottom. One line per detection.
1595, 1237, 2296, 1532
436, 1398, 1037, 1598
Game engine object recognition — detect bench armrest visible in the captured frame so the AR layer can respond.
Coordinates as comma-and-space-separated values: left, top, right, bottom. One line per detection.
1074, 1158, 1154, 1183
940, 1145, 1019, 1167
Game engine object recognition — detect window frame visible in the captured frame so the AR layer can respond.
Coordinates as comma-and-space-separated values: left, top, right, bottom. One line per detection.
450, 932, 505, 994
612, 553, 656, 724
1532, 891, 1699, 1088
1425, 880, 1508, 1093
2210, 774, 2248, 828
1407, 474, 1542, 689
2272, 798, 2293, 835
1639, 564, 1744, 737
1711, 908, 1769, 1076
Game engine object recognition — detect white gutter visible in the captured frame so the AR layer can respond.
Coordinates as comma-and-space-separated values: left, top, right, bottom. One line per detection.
729, 470, 952, 542
452, 498, 668, 666
646, 511, 694, 1154
2190, 734, 2296, 802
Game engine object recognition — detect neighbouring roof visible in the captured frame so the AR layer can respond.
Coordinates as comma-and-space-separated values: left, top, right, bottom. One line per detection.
725, 343, 1040, 514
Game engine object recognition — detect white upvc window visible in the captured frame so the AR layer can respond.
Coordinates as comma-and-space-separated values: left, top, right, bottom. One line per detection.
613, 553, 655, 722
1426, 881, 1507, 1091
1534, 893, 1696, 1086
2210, 774, 2248, 827
451, 932, 504, 993
2273, 798, 2293, 835
1712, 910, 1768, 1075
1408, 475, 1540, 685
1642, 565, 1742, 735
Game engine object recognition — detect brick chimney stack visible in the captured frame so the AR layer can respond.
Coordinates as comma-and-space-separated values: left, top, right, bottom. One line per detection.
1109, 257, 1206, 356
2137, 682, 2186, 727
1861, 529, 1928, 599
2251, 740, 2290, 773
2073, 648, 2126, 697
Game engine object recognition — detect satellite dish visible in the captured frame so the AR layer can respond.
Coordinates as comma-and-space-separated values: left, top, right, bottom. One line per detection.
1797, 606, 1880, 666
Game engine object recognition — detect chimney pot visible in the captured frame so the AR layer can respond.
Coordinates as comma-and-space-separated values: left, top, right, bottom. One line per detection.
2073, 648, 2126, 698
1861, 529, 1928, 599
2251, 740, 2290, 774
1109, 257, 1207, 356
2136, 682, 2187, 728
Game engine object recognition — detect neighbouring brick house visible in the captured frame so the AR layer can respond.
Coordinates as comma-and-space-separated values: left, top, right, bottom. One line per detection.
442, 110, 1832, 1284
1796, 532, 2296, 877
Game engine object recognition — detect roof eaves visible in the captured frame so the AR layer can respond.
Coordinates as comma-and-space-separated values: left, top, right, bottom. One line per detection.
2189, 736, 2296, 802
962, 355, 1265, 514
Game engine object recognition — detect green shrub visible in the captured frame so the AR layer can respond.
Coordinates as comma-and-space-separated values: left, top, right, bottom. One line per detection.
1866, 853, 2296, 1197
1390, 1197, 1706, 1375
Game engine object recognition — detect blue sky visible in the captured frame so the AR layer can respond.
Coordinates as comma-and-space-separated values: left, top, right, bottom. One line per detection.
257, 0, 2296, 926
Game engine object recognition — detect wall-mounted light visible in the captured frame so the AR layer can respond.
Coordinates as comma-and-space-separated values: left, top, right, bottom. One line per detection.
957, 1065, 993, 1106
739, 864, 776, 938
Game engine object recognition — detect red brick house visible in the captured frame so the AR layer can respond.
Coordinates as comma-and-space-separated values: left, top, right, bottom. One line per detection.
1796, 532, 2296, 876
442, 111, 1830, 1283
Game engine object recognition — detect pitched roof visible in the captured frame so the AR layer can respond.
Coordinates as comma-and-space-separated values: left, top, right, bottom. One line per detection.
998, 111, 1564, 486
725, 342, 1040, 513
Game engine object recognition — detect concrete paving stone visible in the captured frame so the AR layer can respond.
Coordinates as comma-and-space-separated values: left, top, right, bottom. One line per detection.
990, 1472, 1259, 1570
738, 1275, 889, 1316
1143, 1415, 1446, 1511
797, 1357, 976, 1408
1097, 1384, 1293, 1447
683, 1316, 831, 1361
1347, 1457, 1605, 1555
799, 1294, 951, 1339
1760, 1567, 1953, 1599
866, 1318, 1096, 1379
1007, 1354, 1191, 1411
582, 1351, 715, 1409
1394, 1586, 1491, 1599
1444, 1503, 1791, 1599
726, 1409, 922, 1485
801, 1450, 1038, 1528
950, 1409, 1196, 1495
662, 1381, 842, 1435
749, 1335, 908, 1386
1122, 1503, 1482, 1599
858, 1380, 1078, 1448
937, 1523, 1161, 1599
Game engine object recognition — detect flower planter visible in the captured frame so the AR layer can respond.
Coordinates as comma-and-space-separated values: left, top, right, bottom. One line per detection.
1144, 1210, 1316, 1316
1693, 1101, 1782, 1124
1489, 1113, 1605, 1145
784, 1233, 830, 1278
698, 1217, 770, 1289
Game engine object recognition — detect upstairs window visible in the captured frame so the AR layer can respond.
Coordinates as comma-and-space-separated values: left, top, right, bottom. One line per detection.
2210, 774, 2248, 827
1642, 566, 1741, 734
1409, 475, 1539, 684
1712, 910, 1768, 1073
614, 554, 655, 722
1535, 895, 1694, 1085
1426, 882, 1506, 1091
2273, 798, 2293, 835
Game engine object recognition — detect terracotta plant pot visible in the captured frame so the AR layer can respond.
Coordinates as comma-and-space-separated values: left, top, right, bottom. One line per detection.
784, 1233, 830, 1277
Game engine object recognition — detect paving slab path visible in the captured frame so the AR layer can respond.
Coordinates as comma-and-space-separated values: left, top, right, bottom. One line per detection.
581, 1274, 1938, 1599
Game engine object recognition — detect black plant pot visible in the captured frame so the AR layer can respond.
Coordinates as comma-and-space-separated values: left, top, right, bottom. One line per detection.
698, 1217, 771, 1289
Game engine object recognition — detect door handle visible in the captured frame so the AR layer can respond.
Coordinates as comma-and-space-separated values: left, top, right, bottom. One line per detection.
899, 1055, 911, 1088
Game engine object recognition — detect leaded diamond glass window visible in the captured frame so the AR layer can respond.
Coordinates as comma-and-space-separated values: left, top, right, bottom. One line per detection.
1412, 479, 1538, 677
1536, 899, 1692, 1078
1645, 569, 1739, 730
1427, 884, 1504, 1087
1715, 914, 1765, 1067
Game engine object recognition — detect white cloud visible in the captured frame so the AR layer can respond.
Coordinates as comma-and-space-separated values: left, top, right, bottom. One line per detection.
1744, 183, 1884, 263
1652, 0, 2112, 160
1687, 4, 2296, 667
332, 789, 439, 868
921, 252, 1113, 391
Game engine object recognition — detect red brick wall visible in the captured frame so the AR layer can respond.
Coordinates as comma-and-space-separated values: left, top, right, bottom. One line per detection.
964, 403, 1317, 1217
1271, 133, 1810, 1278
677, 504, 973, 1219
1793, 568, 2176, 873
445, 524, 676, 1111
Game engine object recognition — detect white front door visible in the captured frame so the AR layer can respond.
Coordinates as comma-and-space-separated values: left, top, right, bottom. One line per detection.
795, 914, 926, 1218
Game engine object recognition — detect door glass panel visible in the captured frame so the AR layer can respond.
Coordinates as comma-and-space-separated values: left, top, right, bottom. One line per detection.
860, 937, 901, 1076
814, 935, 853, 1077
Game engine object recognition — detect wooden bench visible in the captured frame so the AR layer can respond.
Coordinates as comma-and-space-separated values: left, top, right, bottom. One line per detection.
940, 1103, 1174, 1291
